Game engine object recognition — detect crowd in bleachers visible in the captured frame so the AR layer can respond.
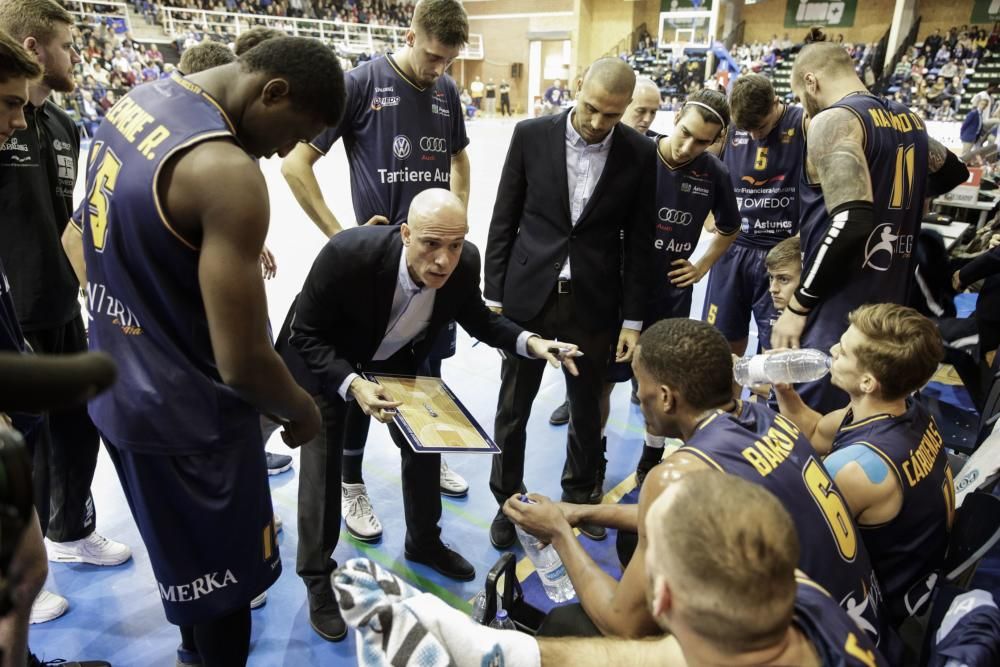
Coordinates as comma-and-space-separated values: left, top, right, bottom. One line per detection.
888, 24, 1000, 121
55, 17, 171, 136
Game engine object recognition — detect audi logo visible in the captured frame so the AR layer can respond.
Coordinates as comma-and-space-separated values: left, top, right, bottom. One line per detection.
419, 136, 447, 153
658, 207, 692, 225
392, 135, 411, 160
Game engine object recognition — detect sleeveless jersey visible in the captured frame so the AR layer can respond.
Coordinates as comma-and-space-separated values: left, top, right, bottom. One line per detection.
832, 399, 954, 621
651, 140, 739, 274
81, 75, 260, 454
799, 93, 929, 352
681, 400, 886, 646
794, 576, 889, 667
723, 104, 804, 249
310, 54, 469, 226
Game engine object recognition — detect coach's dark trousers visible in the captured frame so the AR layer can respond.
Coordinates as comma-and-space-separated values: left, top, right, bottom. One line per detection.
490, 284, 615, 505
296, 348, 442, 595
24, 315, 99, 541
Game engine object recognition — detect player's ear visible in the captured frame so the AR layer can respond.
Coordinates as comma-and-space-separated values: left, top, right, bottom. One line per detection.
401, 223, 411, 246
859, 372, 878, 397
261, 78, 290, 106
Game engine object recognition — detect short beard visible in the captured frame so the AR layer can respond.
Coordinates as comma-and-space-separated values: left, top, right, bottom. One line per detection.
43, 70, 76, 94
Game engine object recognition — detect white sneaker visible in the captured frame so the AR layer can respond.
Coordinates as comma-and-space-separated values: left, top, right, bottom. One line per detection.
30, 590, 68, 624
45, 533, 132, 566
274, 512, 283, 533
251, 591, 267, 609
439, 459, 468, 497
342, 483, 382, 542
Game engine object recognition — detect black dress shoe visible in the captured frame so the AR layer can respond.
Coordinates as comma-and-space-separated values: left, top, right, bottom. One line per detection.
549, 399, 570, 425
490, 509, 517, 549
578, 522, 607, 541
589, 437, 608, 503
405, 543, 476, 581
308, 589, 347, 642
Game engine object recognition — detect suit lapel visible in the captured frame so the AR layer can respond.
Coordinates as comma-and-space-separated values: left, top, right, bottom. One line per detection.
551, 112, 571, 223
576, 124, 620, 227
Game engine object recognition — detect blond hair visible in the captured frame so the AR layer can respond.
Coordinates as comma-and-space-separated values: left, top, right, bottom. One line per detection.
765, 236, 802, 272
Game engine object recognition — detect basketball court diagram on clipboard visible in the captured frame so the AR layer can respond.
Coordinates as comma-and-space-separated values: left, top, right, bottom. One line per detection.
363, 373, 500, 454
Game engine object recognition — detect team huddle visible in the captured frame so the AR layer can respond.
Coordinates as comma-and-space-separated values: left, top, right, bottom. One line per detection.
0, 0, 979, 664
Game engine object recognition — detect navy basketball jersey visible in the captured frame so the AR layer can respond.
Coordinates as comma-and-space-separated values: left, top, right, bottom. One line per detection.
723, 104, 804, 248
681, 400, 886, 645
799, 93, 929, 354
81, 75, 260, 454
794, 576, 889, 667
832, 399, 954, 621
310, 55, 469, 226
651, 139, 739, 276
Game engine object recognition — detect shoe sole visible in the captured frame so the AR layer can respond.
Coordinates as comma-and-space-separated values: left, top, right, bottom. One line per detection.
47, 552, 131, 566
578, 528, 608, 541
440, 487, 468, 497
548, 416, 569, 425
267, 462, 292, 476
345, 526, 383, 543
30, 605, 68, 624
310, 617, 348, 642
489, 526, 516, 550
404, 551, 476, 581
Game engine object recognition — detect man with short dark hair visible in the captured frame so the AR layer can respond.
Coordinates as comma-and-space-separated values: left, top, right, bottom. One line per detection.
703, 74, 804, 356
0, 0, 131, 626
80, 36, 342, 664
281, 0, 473, 539
178, 40, 234, 75
233, 26, 285, 56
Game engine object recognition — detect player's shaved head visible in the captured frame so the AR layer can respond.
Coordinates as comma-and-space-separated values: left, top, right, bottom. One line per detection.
582, 57, 636, 97
402, 189, 468, 289
645, 471, 799, 651
792, 42, 855, 85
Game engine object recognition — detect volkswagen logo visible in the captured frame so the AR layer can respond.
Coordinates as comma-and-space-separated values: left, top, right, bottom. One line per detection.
658, 207, 693, 225
392, 135, 411, 160
419, 136, 447, 153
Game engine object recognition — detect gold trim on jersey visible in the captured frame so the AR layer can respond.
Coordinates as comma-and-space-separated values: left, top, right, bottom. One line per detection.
152, 132, 234, 251
795, 573, 834, 598
169, 74, 238, 136
656, 136, 693, 171
676, 446, 725, 472
386, 54, 426, 92
839, 413, 893, 431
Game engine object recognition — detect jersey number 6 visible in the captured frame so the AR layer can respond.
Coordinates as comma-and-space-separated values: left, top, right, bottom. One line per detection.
804, 458, 858, 561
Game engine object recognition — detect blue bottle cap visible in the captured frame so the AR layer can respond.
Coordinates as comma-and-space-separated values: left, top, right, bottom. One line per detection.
496, 609, 509, 620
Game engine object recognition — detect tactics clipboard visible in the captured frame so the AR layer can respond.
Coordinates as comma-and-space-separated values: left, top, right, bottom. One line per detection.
362, 373, 500, 454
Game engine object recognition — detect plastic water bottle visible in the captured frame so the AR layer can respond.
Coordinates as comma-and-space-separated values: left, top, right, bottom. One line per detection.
733, 349, 832, 386
489, 609, 516, 630
514, 496, 576, 603
471, 590, 487, 624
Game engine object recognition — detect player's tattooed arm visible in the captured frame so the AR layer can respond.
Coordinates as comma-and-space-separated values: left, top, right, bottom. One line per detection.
928, 136, 948, 173
809, 108, 874, 210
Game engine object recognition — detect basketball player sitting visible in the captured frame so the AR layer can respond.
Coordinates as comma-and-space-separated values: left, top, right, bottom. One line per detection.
775, 303, 952, 626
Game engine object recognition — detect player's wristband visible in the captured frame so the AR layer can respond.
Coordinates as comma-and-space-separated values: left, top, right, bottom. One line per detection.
786, 303, 810, 317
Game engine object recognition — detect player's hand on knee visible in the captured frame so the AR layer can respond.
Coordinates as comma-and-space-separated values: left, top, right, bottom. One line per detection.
350, 378, 402, 423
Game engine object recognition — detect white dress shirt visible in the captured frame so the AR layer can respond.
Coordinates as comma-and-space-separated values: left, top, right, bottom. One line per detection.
561, 110, 614, 281
339, 250, 537, 399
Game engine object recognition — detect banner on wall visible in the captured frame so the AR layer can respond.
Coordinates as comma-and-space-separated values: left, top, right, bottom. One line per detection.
784, 0, 857, 29
970, 0, 1000, 24
660, 0, 713, 10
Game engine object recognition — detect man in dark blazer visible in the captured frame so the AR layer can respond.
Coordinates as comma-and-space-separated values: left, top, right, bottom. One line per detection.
276, 189, 579, 641
485, 57, 656, 547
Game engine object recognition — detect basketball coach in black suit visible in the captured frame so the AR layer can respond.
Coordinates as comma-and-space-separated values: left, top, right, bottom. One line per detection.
276, 189, 580, 641
484, 57, 655, 547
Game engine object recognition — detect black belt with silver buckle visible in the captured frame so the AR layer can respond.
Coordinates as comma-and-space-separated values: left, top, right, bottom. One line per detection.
557, 279, 571, 294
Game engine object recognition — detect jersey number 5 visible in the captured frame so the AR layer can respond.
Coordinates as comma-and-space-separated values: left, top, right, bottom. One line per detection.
87, 145, 122, 252
804, 458, 858, 561
754, 147, 768, 171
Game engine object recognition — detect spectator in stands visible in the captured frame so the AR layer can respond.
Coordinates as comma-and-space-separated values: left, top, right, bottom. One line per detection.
946, 75, 965, 111
961, 97, 991, 155
935, 98, 957, 122
939, 58, 959, 81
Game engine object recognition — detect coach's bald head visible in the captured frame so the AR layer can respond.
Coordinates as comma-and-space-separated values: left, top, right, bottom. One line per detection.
401, 189, 468, 289
623, 77, 661, 134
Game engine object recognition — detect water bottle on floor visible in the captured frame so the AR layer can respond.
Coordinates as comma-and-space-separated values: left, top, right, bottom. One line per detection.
489, 609, 516, 630
733, 349, 831, 386
471, 590, 487, 624
514, 495, 576, 603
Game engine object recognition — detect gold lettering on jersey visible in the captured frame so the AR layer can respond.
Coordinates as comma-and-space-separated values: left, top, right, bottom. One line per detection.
866, 108, 926, 133
902, 420, 943, 487
741, 413, 802, 476
104, 98, 172, 160
137, 125, 171, 161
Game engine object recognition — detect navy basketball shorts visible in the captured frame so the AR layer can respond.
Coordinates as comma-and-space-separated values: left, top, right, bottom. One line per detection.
104, 437, 281, 625
702, 244, 775, 344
